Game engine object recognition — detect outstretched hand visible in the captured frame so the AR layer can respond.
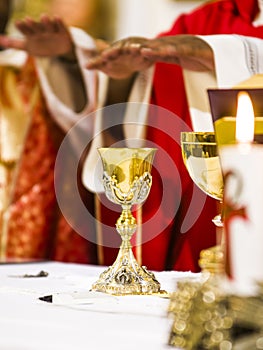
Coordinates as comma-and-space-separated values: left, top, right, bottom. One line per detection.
0, 15, 76, 58
85, 37, 155, 79
86, 34, 215, 79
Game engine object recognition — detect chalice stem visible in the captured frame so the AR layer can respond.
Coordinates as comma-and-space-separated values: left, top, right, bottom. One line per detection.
212, 201, 224, 246
92, 205, 161, 294
200, 201, 225, 274
115, 205, 138, 269
116, 206, 136, 243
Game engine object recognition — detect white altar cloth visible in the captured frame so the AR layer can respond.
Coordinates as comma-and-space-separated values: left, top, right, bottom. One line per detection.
0, 262, 200, 350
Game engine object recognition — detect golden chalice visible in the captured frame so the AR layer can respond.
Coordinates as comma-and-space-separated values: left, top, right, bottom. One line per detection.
181, 132, 224, 273
92, 147, 162, 295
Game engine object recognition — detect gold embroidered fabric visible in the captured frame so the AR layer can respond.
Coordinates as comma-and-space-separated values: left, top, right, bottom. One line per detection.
0, 58, 96, 262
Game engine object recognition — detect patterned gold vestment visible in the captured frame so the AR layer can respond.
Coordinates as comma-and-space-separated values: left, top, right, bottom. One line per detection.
0, 57, 96, 263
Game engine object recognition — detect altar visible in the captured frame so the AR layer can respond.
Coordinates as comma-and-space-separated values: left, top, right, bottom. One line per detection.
0, 261, 200, 350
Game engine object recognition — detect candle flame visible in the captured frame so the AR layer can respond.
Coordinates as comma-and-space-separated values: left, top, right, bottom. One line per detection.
235, 92, 254, 143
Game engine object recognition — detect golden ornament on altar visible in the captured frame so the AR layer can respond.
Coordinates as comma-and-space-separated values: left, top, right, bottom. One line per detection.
168, 275, 263, 349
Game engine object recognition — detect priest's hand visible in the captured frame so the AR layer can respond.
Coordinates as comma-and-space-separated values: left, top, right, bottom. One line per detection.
85, 34, 215, 78
0, 14, 90, 61
140, 35, 215, 71
85, 37, 155, 79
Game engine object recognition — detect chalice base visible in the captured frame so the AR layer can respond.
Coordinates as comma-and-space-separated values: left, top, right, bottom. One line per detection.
91, 244, 161, 295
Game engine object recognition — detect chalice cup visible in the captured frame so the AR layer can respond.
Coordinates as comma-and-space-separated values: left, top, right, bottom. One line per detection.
181, 132, 224, 273
92, 147, 161, 295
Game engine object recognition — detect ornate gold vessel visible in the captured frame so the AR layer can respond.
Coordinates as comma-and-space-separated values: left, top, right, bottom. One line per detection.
91, 147, 161, 295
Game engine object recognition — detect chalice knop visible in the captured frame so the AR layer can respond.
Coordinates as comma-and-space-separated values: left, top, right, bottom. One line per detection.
92, 147, 161, 295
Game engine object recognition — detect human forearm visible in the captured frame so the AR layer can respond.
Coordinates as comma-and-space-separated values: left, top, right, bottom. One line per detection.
140, 35, 215, 71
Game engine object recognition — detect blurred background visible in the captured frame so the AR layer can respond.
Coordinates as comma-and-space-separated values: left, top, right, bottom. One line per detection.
9, 0, 205, 41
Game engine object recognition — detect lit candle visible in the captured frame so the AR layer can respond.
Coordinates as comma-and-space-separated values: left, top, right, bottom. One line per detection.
235, 91, 254, 144
219, 91, 263, 295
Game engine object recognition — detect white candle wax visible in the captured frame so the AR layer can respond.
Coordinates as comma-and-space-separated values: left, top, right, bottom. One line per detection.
220, 144, 263, 295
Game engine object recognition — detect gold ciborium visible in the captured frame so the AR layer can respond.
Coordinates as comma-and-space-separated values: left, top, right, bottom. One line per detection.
92, 147, 161, 295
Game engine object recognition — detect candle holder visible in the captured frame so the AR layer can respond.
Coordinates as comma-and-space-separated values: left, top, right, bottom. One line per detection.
91, 147, 162, 295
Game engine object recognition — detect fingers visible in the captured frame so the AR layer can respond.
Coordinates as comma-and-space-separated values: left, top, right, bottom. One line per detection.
84, 37, 153, 75
40, 14, 59, 33
15, 18, 35, 36
95, 37, 146, 60
15, 15, 66, 36
0, 35, 26, 50
85, 56, 106, 70
85, 42, 124, 69
53, 16, 69, 34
